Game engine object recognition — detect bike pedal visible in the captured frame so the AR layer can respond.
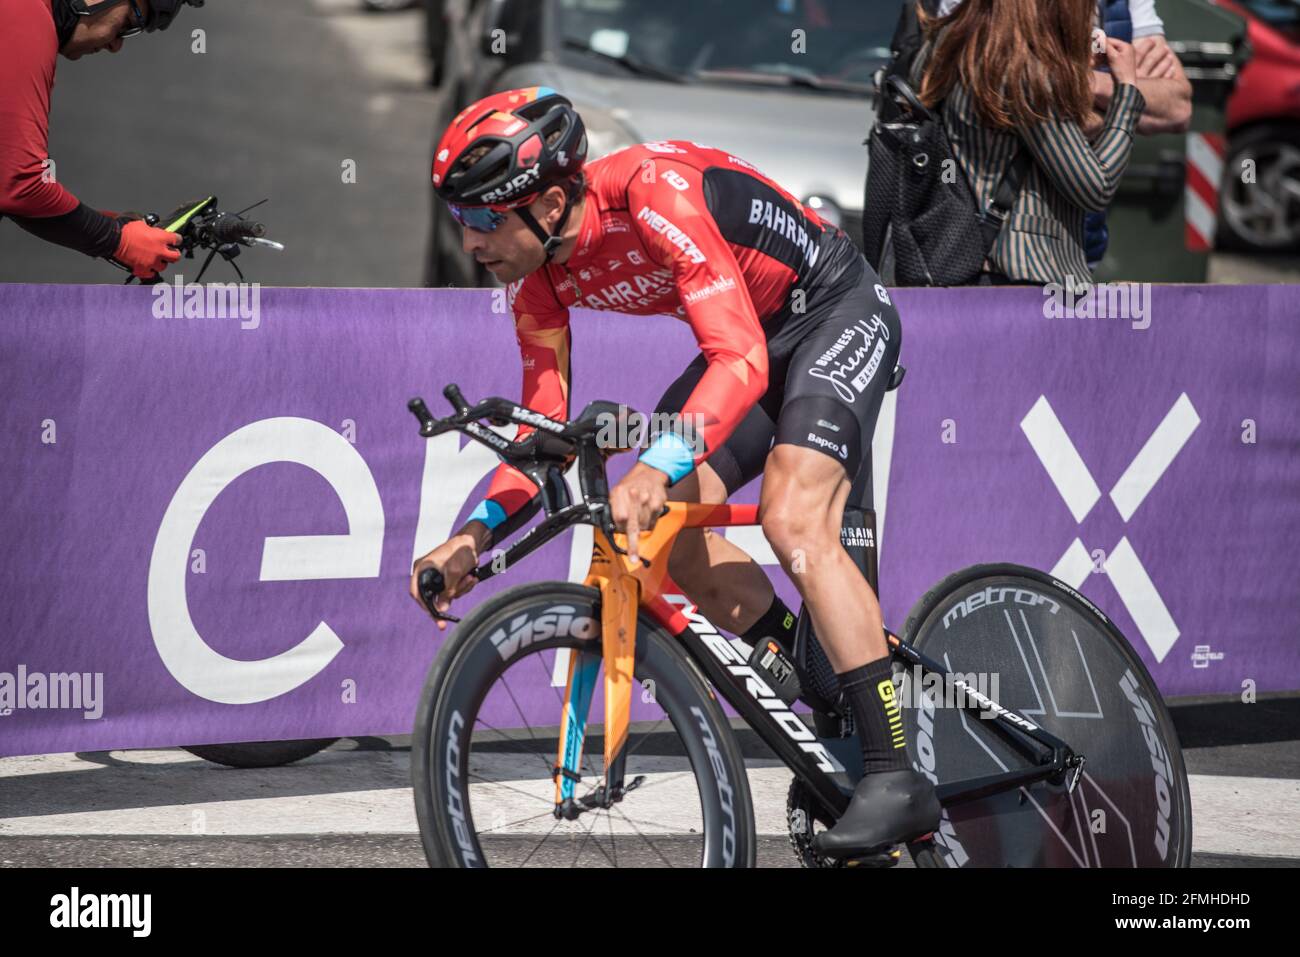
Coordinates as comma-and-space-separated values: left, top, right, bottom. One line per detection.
843, 844, 902, 869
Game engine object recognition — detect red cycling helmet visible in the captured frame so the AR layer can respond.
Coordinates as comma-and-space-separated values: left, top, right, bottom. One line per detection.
432, 87, 587, 260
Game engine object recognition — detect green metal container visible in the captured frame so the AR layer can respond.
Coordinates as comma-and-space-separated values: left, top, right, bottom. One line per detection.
1094, 0, 1250, 282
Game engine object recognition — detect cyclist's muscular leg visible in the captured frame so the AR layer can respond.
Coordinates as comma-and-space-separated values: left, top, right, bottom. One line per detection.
665, 464, 774, 635
762, 443, 938, 858
758, 444, 886, 669
761, 259, 938, 858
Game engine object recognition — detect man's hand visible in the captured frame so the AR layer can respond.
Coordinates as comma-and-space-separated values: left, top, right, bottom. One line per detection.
410, 526, 489, 630
1135, 35, 1180, 80
1090, 34, 1192, 135
609, 462, 671, 565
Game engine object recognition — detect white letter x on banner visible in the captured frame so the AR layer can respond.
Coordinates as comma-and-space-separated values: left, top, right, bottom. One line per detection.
1019, 394, 1200, 662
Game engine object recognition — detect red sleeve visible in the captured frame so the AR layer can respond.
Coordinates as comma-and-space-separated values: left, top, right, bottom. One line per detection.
480, 274, 572, 519
626, 159, 768, 468
0, 0, 81, 218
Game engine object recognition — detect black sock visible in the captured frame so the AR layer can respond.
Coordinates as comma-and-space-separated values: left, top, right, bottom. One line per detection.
838, 656, 909, 774
740, 593, 798, 652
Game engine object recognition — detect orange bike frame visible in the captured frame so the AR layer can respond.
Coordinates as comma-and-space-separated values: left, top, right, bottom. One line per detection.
553, 503, 758, 804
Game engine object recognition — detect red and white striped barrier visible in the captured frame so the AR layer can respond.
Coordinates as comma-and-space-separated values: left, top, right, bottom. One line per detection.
1185, 131, 1226, 252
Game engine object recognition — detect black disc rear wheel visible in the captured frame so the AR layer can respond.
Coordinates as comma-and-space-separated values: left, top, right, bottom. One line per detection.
896, 564, 1192, 868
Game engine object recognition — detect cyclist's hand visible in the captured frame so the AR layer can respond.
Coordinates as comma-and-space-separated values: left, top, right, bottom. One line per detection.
610, 462, 670, 566
410, 534, 481, 630
114, 219, 181, 279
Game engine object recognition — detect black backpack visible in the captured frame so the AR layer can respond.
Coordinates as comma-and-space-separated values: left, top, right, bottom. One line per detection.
861, 1, 1030, 286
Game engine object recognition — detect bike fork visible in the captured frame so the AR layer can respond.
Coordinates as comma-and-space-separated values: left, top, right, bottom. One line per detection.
553, 528, 641, 817
554, 649, 600, 818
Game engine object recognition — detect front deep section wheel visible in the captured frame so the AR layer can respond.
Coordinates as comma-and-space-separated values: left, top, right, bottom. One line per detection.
896, 564, 1192, 868
412, 582, 757, 867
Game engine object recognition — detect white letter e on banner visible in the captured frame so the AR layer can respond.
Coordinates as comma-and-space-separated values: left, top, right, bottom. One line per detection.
148, 417, 383, 703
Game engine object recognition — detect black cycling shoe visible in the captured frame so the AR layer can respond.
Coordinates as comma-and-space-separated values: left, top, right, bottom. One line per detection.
812, 769, 941, 860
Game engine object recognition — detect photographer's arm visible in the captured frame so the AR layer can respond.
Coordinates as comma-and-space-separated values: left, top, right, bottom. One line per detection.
8, 202, 120, 257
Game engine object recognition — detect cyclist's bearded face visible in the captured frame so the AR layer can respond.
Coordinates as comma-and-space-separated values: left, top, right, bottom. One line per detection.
458, 186, 570, 282
61, 0, 150, 59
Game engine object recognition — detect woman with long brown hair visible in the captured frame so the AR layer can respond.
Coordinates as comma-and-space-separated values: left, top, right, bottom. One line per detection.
911, 0, 1145, 285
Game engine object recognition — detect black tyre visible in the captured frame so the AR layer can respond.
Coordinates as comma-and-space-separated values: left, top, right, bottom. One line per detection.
895, 564, 1192, 868
1218, 122, 1300, 253
181, 738, 338, 768
412, 582, 756, 867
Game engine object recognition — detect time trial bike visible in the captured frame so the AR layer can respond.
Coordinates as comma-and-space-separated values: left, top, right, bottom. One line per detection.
407, 380, 1192, 869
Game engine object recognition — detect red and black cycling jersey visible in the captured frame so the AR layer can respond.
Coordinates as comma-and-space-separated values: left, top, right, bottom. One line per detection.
477, 139, 862, 526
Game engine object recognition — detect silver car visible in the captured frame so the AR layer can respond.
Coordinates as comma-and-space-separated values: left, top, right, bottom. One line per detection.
427, 0, 894, 285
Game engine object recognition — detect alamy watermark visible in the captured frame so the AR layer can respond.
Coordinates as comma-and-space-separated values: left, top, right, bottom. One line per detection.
0, 665, 103, 719
595, 407, 707, 455
50, 887, 150, 936
1042, 276, 1151, 330
894, 665, 1002, 716
151, 273, 261, 329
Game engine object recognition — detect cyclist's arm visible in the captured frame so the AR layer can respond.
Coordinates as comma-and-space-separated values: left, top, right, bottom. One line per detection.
626, 161, 768, 484
466, 278, 572, 549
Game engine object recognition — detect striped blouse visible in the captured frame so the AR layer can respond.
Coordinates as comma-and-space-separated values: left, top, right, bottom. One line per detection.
909, 39, 1146, 285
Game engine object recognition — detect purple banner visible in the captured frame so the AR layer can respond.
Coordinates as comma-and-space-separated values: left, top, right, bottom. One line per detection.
2, 282, 1297, 757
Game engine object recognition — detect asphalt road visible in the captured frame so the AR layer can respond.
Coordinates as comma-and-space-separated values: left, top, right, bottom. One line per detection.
3, 721, 1297, 869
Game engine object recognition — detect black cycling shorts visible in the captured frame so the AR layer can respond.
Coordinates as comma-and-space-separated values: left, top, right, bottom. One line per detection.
653, 255, 901, 502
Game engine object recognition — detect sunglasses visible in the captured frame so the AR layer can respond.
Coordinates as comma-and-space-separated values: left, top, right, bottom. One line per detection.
71, 0, 147, 39
447, 203, 509, 233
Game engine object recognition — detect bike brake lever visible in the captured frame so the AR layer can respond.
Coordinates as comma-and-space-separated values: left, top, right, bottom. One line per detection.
417, 566, 461, 624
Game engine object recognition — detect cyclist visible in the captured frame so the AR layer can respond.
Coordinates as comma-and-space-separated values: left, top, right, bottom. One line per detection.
0, 0, 204, 278
410, 87, 940, 860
